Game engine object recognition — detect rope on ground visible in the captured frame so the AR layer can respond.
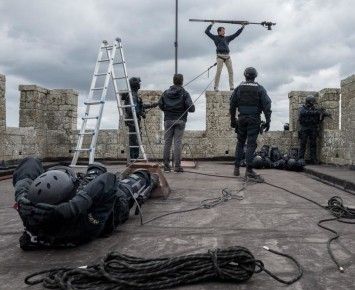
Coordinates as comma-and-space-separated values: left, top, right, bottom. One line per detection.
263, 180, 355, 273
142, 185, 246, 225
24, 246, 303, 289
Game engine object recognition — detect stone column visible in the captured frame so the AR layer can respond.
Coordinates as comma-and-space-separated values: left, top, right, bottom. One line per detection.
140, 90, 163, 160
19, 85, 49, 158
340, 75, 355, 167
0, 74, 6, 162
45, 89, 78, 159
317, 88, 340, 163
206, 91, 235, 158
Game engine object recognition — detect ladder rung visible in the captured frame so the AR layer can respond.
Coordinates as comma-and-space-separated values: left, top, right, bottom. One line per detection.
129, 146, 141, 148
74, 148, 92, 152
118, 90, 130, 94
78, 132, 95, 136
69, 165, 89, 168
91, 87, 105, 91
130, 158, 148, 162
82, 116, 99, 120
84, 100, 104, 105
124, 119, 134, 121
94, 73, 109, 77
98, 59, 110, 63
104, 45, 113, 49
113, 61, 125, 65
118, 105, 134, 108
113, 76, 126, 80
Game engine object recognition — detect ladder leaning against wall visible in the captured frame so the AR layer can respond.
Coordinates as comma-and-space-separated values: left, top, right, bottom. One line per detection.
71, 38, 148, 167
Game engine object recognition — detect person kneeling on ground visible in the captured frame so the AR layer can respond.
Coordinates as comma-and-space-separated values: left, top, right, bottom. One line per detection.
13, 157, 157, 250
159, 74, 195, 173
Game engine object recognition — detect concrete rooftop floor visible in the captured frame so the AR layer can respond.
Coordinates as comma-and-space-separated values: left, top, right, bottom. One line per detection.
0, 162, 354, 289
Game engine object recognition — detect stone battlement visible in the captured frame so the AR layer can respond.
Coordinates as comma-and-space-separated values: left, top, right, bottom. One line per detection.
0, 73, 354, 167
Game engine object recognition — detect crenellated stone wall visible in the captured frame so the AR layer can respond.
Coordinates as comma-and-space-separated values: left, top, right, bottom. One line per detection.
1, 83, 78, 162
0, 72, 354, 167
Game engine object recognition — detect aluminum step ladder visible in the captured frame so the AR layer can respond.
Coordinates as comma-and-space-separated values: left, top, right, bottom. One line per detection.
71, 38, 148, 167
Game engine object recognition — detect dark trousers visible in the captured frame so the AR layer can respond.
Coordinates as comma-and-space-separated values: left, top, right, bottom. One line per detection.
127, 122, 141, 159
235, 117, 260, 168
299, 128, 318, 162
163, 120, 186, 168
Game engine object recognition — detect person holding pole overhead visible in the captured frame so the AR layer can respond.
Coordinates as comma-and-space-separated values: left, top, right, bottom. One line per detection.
205, 22, 246, 92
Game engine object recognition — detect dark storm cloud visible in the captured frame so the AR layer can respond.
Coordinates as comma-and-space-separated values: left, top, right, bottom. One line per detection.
0, 0, 354, 129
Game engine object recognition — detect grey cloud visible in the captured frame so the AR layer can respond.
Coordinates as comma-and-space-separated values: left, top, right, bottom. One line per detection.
0, 0, 354, 131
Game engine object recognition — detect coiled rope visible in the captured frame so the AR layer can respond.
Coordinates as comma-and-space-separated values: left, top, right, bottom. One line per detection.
25, 246, 302, 289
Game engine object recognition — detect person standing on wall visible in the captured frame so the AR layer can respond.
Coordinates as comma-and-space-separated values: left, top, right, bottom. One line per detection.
159, 74, 195, 173
205, 22, 246, 92
230, 67, 272, 182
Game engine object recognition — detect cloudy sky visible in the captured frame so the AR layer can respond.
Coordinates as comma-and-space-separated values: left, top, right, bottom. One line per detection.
0, 0, 354, 130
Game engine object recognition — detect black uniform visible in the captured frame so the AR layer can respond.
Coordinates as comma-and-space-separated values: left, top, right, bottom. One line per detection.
13, 157, 152, 250
230, 81, 272, 168
121, 91, 157, 159
298, 104, 325, 163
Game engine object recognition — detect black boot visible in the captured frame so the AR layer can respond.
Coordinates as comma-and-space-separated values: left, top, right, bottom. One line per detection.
233, 167, 240, 176
245, 167, 264, 183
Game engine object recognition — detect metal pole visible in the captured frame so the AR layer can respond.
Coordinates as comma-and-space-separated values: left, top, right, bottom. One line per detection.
174, 0, 178, 74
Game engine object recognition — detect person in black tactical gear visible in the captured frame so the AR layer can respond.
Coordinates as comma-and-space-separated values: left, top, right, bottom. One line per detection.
205, 22, 246, 91
13, 157, 157, 250
121, 77, 158, 159
298, 94, 330, 164
159, 74, 195, 173
230, 67, 272, 181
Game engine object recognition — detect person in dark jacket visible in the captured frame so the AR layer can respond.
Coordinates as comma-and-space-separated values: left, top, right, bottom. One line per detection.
298, 95, 330, 164
205, 22, 245, 91
121, 77, 158, 160
158, 74, 195, 173
230, 67, 272, 181
13, 157, 156, 250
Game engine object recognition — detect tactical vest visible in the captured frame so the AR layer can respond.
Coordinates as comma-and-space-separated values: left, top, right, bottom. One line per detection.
238, 82, 260, 115
299, 105, 321, 128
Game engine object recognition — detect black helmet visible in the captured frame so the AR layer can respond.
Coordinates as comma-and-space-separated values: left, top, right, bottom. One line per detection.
87, 162, 107, 178
28, 169, 76, 205
270, 147, 282, 162
129, 77, 141, 91
283, 123, 289, 131
305, 95, 316, 106
286, 158, 297, 171
272, 159, 286, 169
260, 145, 270, 158
244, 67, 258, 80
252, 155, 264, 169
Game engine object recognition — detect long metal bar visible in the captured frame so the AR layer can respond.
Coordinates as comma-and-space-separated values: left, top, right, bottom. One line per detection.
189, 19, 276, 30
175, 0, 178, 74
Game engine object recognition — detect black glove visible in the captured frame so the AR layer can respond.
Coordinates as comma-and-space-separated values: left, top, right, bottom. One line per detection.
18, 197, 57, 226
230, 118, 237, 128
264, 121, 270, 132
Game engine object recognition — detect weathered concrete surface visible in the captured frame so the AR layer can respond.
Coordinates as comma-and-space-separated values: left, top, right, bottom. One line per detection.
305, 165, 355, 192
0, 162, 354, 289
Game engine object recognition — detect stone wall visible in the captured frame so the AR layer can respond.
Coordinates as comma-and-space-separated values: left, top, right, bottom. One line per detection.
0, 72, 354, 167
0, 74, 6, 162
1, 83, 78, 162
340, 75, 355, 166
